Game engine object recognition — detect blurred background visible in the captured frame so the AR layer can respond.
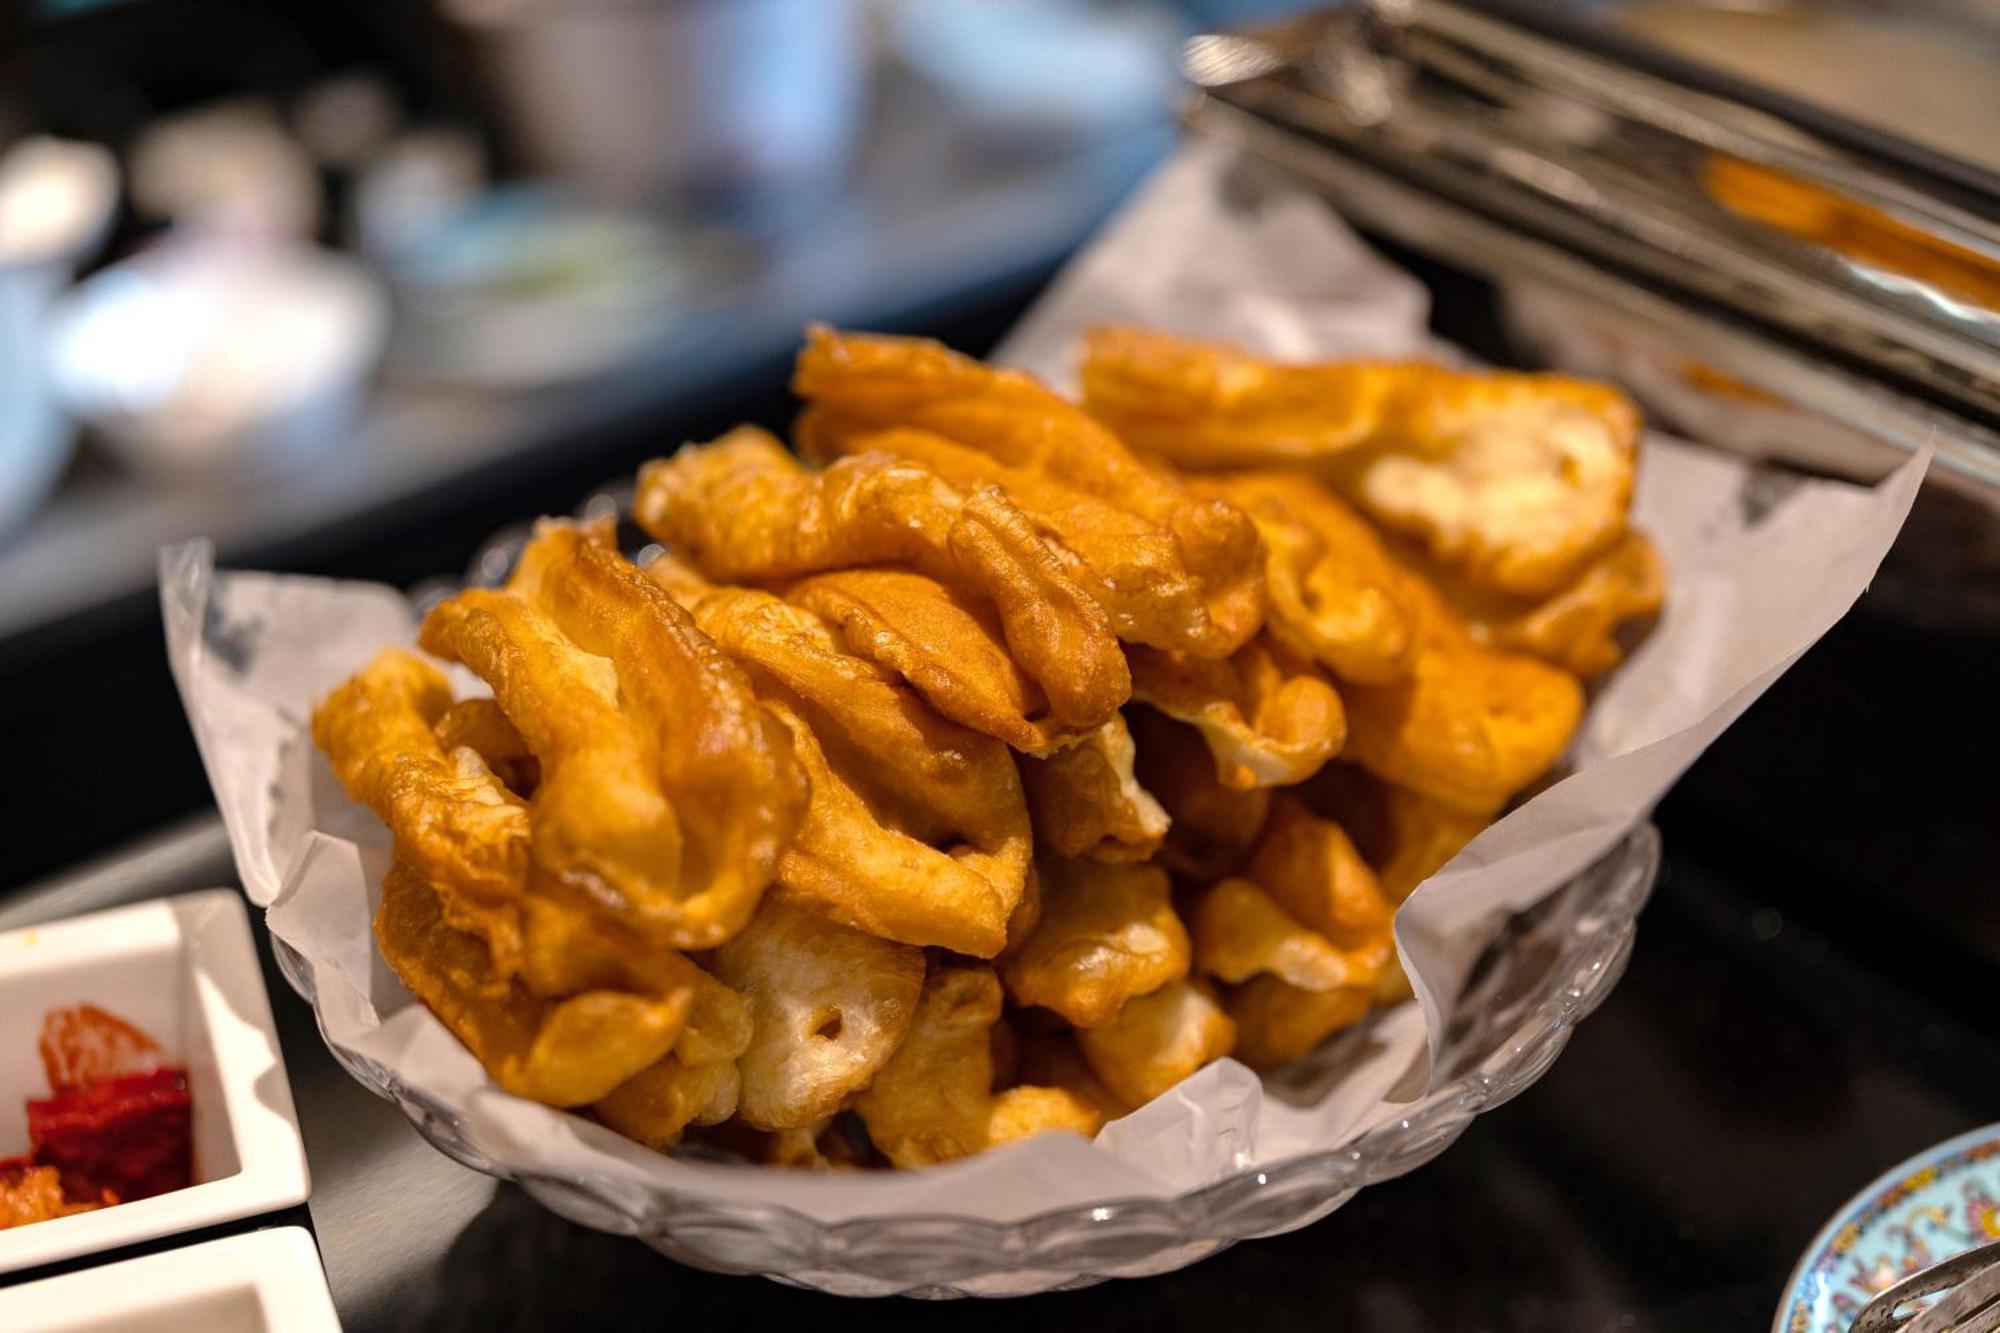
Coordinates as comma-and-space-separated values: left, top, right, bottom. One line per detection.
0, 0, 1333, 888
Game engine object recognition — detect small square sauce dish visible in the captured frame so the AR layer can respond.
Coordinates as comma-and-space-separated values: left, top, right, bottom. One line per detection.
0, 1226, 339, 1331
0, 891, 309, 1275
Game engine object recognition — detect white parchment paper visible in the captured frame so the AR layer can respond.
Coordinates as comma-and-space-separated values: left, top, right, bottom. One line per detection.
161, 143, 1924, 1223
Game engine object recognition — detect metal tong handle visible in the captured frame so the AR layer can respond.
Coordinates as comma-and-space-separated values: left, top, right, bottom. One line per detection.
1854, 1240, 2000, 1333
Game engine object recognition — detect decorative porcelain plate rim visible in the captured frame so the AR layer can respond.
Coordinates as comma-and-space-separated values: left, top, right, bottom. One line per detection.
1775, 1121, 2000, 1333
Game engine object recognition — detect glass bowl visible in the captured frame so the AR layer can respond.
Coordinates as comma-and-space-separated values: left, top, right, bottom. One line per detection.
269, 823, 1658, 1297
255, 496, 1667, 1296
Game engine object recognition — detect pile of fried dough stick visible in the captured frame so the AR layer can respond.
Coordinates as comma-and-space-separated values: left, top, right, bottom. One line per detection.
313, 326, 1665, 1170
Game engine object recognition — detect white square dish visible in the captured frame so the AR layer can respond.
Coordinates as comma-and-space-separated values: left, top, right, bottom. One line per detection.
0, 1226, 339, 1331
0, 890, 309, 1275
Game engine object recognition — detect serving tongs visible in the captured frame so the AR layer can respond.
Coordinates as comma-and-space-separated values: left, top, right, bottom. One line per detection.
1180, 1, 2000, 505
1853, 1239, 2000, 1333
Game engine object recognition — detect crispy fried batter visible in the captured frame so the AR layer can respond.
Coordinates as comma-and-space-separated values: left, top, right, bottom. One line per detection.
1244, 797, 1395, 955
712, 898, 925, 1131
591, 969, 753, 1147
1341, 572, 1584, 813
434, 698, 539, 795
1081, 326, 1639, 596
1082, 324, 1395, 466
1428, 529, 1666, 678
1198, 471, 1416, 685
634, 427, 1127, 727
763, 1116, 876, 1171
999, 859, 1190, 1028
1332, 372, 1638, 597
1226, 976, 1374, 1071
1075, 979, 1237, 1108
651, 570, 1034, 958
507, 523, 806, 942
800, 414, 1253, 657
1129, 635, 1346, 790
793, 328, 1264, 651
1128, 708, 1272, 882
420, 586, 729, 951
1015, 1032, 1126, 1121
1189, 877, 1383, 993
375, 859, 698, 1107
785, 567, 1086, 755
1018, 715, 1170, 862
855, 965, 1105, 1168
1301, 764, 1489, 903
313, 649, 530, 907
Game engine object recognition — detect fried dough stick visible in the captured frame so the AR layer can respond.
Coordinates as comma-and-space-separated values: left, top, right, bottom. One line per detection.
375, 859, 698, 1106
649, 561, 1034, 958
1075, 979, 1237, 1108
1129, 635, 1347, 790
506, 524, 807, 941
313, 649, 531, 968
1080, 325, 1639, 597
1000, 859, 1189, 1028
855, 965, 1104, 1168
792, 327, 1264, 651
1128, 707, 1272, 882
1017, 715, 1169, 862
711, 899, 924, 1131
635, 427, 1127, 728
1197, 471, 1417, 686
1419, 529, 1666, 678
1341, 572, 1583, 814
420, 586, 733, 951
799, 415, 1251, 657
785, 568, 1087, 755
593, 969, 754, 1147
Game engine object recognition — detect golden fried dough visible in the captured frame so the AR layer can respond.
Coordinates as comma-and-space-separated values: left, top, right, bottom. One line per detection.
1244, 797, 1395, 954
1082, 324, 1395, 466
1015, 1032, 1126, 1121
1018, 715, 1170, 862
434, 697, 539, 796
793, 327, 1264, 652
652, 571, 1034, 957
1332, 372, 1637, 597
711, 899, 924, 1131
1129, 635, 1346, 790
591, 968, 754, 1146
313, 649, 530, 913
1076, 980, 1237, 1108
1000, 859, 1189, 1028
312, 321, 1666, 1171
1190, 877, 1383, 993
1081, 326, 1639, 596
1302, 764, 1490, 904
785, 567, 1085, 755
801, 414, 1253, 658
1341, 575, 1584, 813
1198, 471, 1416, 685
419, 587, 728, 951
510, 524, 804, 906
635, 427, 1127, 727
763, 1117, 874, 1171
1227, 976, 1374, 1071
375, 859, 697, 1107
855, 965, 1104, 1168
1128, 707, 1272, 882
1431, 529, 1666, 678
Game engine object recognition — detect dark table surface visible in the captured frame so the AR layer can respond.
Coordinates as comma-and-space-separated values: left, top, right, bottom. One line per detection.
3, 595, 1994, 1332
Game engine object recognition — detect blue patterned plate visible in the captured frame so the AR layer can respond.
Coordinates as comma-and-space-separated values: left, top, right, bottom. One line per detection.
1777, 1124, 2000, 1332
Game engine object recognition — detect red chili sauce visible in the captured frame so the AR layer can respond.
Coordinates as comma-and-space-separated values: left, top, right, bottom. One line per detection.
0, 1006, 193, 1230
